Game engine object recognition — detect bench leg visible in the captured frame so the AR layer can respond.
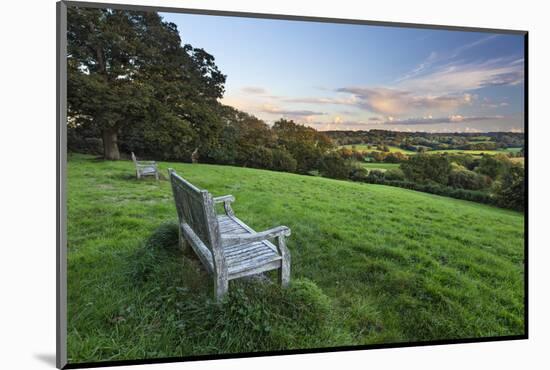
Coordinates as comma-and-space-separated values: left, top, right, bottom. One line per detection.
178, 228, 187, 252
214, 276, 228, 302
155, 171, 159, 180
278, 255, 290, 287
136, 170, 140, 180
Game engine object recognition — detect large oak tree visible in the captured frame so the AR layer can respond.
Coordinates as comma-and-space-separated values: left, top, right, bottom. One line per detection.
67, 7, 225, 159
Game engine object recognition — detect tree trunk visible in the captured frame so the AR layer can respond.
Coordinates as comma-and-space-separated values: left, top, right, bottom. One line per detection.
102, 129, 120, 160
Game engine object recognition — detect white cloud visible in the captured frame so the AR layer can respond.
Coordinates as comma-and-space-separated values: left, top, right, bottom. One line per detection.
335, 87, 474, 116
398, 57, 524, 95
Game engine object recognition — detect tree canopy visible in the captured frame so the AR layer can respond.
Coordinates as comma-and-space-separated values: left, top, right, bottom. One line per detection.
67, 7, 225, 159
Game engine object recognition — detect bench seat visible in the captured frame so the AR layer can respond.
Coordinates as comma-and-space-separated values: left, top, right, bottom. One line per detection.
218, 215, 282, 279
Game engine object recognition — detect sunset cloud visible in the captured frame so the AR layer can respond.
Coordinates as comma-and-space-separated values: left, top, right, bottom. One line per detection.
282, 96, 357, 105
335, 87, 473, 116
241, 86, 268, 94
380, 115, 502, 125
259, 104, 325, 117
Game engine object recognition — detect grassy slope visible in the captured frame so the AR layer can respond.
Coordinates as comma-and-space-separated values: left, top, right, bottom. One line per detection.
67, 154, 524, 363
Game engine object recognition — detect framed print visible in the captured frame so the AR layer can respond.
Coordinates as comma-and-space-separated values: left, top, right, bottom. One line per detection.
57, 1, 527, 368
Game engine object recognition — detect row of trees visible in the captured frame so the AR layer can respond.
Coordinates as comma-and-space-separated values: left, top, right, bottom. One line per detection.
353, 154, 525, 211
327, 130, 525, 151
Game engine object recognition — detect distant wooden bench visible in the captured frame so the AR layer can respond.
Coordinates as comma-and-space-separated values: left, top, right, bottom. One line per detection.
168, 169, 291, 301
131, 152, 159, 180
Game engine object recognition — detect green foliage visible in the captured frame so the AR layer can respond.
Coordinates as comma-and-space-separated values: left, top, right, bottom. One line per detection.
448, 168, 491, 190
273, 119, 334, 173
476, 155, 512, 179
400, 154, 452, 185
349, 166, 369, 181
271, 148, 298, 172
67, 7, 226, 160
384, 168, 406, 182
494, 165, 525, 211
318, 152, 353, 179
366, 169, 386, 182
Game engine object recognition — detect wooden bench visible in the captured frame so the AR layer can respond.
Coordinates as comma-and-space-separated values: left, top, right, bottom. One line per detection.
168, 169, 291, 301
131, 152, 159, 180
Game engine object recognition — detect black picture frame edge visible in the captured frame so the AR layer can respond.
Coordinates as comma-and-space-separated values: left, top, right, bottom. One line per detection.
56, 1, 529, 369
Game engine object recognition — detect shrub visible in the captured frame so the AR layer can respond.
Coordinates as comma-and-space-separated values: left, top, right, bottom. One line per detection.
383, 152, 407, 163
349, 166, 368, 181
271, 148, 297, 172
476, 154, 511, 180
448, 168, 491, 190
246, 145, 274, 169
493, 165, 525, 211
400, 154, 451, 185
384, 168, 405, 181
366, 169, 386, 182
318, 152, 353, 179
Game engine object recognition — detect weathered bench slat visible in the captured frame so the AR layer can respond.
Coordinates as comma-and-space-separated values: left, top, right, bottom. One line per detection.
226, 245, 278, 263
225, 243, 267, 258
181, 223, 214, 274
228, 260, 282, 281
219, 224, 245, 234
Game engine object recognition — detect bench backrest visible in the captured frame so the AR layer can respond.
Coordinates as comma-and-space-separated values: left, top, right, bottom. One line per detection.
168, 169, 220, 253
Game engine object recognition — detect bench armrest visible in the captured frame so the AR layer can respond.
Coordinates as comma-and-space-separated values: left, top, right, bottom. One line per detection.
221, 226, 291, 247
214, 195, 235, 216
213, 195, 235, 203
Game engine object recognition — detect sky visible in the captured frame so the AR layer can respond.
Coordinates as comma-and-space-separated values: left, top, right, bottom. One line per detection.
160, 12, 525, 133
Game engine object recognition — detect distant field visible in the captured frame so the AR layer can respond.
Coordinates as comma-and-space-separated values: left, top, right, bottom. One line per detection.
361, 162, 401, 171
427, 148, 522, 155
341, 144, 416, 154
341, 145, 522, 157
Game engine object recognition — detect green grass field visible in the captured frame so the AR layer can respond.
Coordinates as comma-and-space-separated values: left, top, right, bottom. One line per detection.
360, 163, 401, 171
67, 153, 525, 364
